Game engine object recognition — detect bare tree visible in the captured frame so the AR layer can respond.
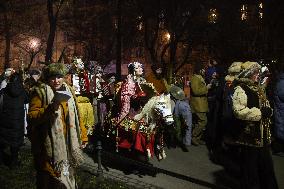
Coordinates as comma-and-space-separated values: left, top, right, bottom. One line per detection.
45, 0, 66, 63
137, 0, 205, 82
0, 0, 46, 70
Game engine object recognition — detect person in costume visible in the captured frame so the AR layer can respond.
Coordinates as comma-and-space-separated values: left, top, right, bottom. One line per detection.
91, 65, 108, 126
28, 63, 84, 189
232, 61, 278, 189
146, 63, 169, 94
77, 95, 94, 148
70, 57, 91, 98
115, 62, 147, 123
112, 61, 156, 159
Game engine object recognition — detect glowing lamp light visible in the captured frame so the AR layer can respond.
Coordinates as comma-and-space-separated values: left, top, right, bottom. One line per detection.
241, 4, 248, 21
259, 2, 263, 19
29, 39, 40, 50
165, 33, 171, 41
208, 8, 218, 24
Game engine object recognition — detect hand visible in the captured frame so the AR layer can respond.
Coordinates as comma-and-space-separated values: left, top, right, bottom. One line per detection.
207, 84, 212, 89
261, 106, 273, 119
50, 101, 60, 112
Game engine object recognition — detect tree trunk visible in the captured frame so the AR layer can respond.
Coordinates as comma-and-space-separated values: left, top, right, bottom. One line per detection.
27, 53, 36, 71
45, 0, 65, 63
4, 12, 11, 69
116, 0, 122, 80
45, 19, 56, 63
167, 34, 177, 84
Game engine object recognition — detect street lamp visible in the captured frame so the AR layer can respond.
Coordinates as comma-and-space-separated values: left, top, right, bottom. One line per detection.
165, 32, 171, 41
208, 8, 218, 24
27, 38, 41, 71
29, 38, 40, 52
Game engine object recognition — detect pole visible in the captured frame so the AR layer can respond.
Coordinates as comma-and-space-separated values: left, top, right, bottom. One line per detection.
96, 140, 103, 181
96, 100, 103, 181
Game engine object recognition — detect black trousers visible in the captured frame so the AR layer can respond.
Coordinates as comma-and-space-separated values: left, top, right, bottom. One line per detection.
239, 145, 278, 189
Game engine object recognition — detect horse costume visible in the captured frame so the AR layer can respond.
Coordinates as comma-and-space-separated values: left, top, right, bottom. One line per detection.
104, 62, 174, 160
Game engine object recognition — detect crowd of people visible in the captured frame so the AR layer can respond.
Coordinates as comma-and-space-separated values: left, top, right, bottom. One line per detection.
0, 57, 283, 189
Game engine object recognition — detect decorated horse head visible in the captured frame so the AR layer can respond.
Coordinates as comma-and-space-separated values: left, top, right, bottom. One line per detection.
134, 93, 174, 132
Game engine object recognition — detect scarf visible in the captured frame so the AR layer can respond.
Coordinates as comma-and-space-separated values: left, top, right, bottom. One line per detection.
45, 82, 83, 188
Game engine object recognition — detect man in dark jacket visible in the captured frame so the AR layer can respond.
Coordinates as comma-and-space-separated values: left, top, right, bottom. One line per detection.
0, 70, 28, 168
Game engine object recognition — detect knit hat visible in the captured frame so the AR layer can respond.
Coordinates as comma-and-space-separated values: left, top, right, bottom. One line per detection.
238, 61, 261, 79
43, 63, 68, 79
169, 85, 185, 100
228, 62, 243, 74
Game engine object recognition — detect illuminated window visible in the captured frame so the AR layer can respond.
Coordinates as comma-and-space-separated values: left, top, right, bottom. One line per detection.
259, 2, 263, 19
241, 4, 248, 21
137, 16, 143, 31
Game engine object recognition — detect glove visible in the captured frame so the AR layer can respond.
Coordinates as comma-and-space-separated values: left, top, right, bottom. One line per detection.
260, 106, 273, 119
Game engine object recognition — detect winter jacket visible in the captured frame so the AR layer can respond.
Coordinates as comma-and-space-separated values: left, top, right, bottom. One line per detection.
274, 73, 284, 140
0, 74, 28, 147
190, 74, 208, 113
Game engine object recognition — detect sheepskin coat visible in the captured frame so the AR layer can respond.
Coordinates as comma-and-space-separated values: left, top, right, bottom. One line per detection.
232, 78, 272, 147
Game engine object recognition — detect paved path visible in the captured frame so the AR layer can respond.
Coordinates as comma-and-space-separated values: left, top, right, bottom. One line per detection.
81, 145, 284, 189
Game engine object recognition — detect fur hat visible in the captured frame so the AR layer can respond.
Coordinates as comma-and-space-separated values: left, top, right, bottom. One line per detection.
228, 62, 242, 74
169, 85, 185, 100
238, 61, 261, 78
43, 63, 68, 79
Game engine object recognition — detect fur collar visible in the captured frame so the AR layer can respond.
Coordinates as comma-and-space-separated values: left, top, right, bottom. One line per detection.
225, 75, 236, 82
